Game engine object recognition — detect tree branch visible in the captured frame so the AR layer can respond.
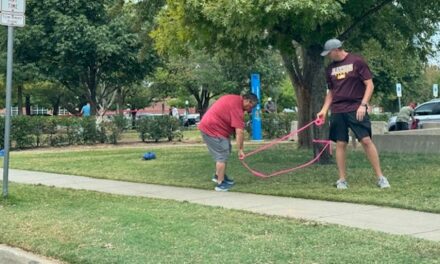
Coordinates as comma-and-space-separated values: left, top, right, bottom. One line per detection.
338, 0, 394, 40
281, 52, 302, 88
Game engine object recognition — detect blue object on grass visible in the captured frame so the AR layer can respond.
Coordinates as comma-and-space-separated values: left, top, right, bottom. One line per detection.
143, 152, 156, 160
0, 149, 4, 157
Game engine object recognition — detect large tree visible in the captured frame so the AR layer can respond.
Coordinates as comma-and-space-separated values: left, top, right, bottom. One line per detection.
150, 48, 285, 116
13, 0, 154, 115
152, 0, 440, 160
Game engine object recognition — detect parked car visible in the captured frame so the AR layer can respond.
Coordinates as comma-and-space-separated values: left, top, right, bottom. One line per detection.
182, 113, 200, 127
136, 113, 167, 120
387, 99, 440, 131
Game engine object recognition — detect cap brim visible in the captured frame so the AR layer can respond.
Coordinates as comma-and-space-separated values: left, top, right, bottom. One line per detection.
320, 50, 330, 56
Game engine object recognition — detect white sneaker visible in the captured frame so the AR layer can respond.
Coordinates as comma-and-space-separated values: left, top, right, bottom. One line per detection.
377, 176, 390, 188
335, 179, 348, 189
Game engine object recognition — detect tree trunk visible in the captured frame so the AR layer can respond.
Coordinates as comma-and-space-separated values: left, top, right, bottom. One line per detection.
25, 95, 31, 115
281, 51, 311, 147
17, 85, 23, 115
52, 96, 60, 116
194, 87, 211, 118
117, 88, 124, 115
303, 45, 332, 163
131, 108, 137, 129
281, 45, 332, 163
87, 66, 98, 116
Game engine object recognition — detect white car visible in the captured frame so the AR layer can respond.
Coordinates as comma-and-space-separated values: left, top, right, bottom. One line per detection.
387, 99, 440, 131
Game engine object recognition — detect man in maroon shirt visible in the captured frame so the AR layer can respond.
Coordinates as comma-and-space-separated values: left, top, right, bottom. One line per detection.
199, 93, 258, 191
317, 39, 390, 190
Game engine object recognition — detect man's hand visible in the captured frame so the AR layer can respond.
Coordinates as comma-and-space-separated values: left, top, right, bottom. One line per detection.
316, 110, 327, 123
356, 105, 367, 121
238, 149, 245, 160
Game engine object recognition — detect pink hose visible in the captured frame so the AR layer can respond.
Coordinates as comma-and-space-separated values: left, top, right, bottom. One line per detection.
240, 118, 332, 178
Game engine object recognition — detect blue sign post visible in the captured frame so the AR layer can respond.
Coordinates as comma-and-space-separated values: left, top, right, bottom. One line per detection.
251, 73, 262, 140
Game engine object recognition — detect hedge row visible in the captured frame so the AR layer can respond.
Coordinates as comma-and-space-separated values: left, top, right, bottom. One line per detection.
245, 112, 297, 139
0, 115, 182, 149
0, 113, 298, 149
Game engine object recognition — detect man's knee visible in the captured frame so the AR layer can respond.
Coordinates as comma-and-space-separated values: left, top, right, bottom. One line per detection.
360, 136, 373, 146
336, 141, 348, 147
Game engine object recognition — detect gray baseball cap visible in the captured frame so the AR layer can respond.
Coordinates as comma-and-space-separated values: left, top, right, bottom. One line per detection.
321, 39, 343, 56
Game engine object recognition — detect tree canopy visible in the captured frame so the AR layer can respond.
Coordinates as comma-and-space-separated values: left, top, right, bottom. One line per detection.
12, 0, 156, 115
152, 0, 440, 153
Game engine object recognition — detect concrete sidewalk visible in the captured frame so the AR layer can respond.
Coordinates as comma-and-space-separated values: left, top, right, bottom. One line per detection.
4, 169, 440, 242
0, 244, 61, 264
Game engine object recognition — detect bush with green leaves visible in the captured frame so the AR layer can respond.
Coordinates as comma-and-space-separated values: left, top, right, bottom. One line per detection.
136, 115, 182, 142
0, 114, 183, 149
11, 116, 35, 148
59, 117, 82, 145
99, 115, 127, 144
243, 112, 298, 140
369, 113, 391, 121
262, 112, 296, 139
79, 117, 99, 144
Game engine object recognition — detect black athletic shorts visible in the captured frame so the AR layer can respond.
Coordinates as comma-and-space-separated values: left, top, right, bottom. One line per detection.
329, 111, 372, 143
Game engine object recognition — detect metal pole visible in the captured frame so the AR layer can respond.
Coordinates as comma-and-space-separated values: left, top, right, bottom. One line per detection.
251, 73, 262, 140
398, 97, 402, 111
3, 26, 14, 198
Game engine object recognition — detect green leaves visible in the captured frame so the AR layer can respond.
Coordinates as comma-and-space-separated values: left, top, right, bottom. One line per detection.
13, 0, 157, 114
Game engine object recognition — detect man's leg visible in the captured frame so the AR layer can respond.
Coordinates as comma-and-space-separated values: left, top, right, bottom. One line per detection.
402, 122, 409, 130
360, 137, 383, 178
335, 141, 348, 181
216, 162, 226, 183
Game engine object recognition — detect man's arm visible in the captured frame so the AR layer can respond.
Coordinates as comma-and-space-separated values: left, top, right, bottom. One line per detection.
361, 79, 374, 106
317, 91, 333, 122
235, 128, 245, 159
356, 79, 374, 121
410, 108, 415, 121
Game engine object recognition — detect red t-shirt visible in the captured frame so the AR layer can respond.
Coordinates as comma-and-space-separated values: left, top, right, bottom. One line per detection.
326, 53, 373, 113
198, 95, 245, 138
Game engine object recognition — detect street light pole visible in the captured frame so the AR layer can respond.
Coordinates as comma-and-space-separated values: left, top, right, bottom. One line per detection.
3, 26, 14, 198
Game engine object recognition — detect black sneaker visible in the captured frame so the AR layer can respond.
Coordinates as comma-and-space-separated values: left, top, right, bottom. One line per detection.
215, 181, 232, 192
212, 174, 235, 185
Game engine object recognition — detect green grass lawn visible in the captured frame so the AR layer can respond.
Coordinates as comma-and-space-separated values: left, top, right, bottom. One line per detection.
6, 143, 440, 213
1, 184, 439, 264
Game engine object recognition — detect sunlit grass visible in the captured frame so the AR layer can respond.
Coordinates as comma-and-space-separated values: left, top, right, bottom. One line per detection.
1, 184, 439, 264
6, 142, 440, 213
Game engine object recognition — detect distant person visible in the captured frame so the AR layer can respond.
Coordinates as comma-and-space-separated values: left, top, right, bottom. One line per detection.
264, 97, 276, 113
80, 102, 91, 117
171, 106, 180, 119
198, 93, 258, 191
396, 102, 416, 130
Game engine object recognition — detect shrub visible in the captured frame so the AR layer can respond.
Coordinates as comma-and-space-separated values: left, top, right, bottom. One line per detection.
59, 117, 82, 145
136, 115, 181, 142
44, 117, 61, 146
261, 112, 297, 139
79, 117, 99, 144
369, 113, 391, 122
99, 115, 127, 144
11, 116, 35, 149
136, 118, 150, 142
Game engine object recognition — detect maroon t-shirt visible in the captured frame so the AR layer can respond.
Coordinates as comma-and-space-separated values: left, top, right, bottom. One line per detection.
326, 53, 372, 113
198, 95, 245, 138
